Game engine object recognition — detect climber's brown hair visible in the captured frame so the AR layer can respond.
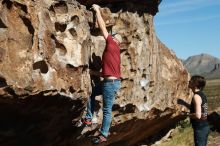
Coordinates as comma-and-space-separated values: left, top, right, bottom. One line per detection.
189, 75, 206, 90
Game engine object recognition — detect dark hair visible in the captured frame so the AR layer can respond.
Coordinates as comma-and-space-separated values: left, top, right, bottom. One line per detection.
190, 75, 206, 90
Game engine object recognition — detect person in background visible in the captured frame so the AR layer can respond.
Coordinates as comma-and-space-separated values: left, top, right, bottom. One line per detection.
186, 75, 210, 146
83, 4, 122, 144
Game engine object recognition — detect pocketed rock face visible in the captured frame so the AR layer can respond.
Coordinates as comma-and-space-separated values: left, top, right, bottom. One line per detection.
0, 0, 191, 146
0, 0, 93, 99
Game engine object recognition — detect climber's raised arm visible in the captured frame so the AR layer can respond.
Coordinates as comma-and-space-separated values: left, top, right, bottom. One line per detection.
92, 4, 108, 40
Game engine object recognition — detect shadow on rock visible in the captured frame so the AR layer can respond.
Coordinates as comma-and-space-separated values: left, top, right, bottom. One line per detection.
208, 111, 220, 132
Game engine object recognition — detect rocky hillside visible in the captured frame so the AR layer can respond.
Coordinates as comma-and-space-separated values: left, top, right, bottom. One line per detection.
0, 0, 190, 146
184, 54, 220, 79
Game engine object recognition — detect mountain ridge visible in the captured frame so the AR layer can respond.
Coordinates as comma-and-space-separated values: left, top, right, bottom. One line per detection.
184, 53, 220, 79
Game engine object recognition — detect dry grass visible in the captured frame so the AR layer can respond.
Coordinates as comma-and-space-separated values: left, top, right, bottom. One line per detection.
153, 125, 194, 146
204, 79, 220, 111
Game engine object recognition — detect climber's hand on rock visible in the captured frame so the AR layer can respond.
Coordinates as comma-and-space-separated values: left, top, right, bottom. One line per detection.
89, 70, 102, 77
92, 4, 100, 12
180, 111, 190, 116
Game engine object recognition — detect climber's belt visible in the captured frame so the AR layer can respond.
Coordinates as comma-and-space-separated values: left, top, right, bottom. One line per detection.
103, 79, 120, 83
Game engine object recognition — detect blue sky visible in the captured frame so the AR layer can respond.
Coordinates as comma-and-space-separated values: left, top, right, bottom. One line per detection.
154, 0, 220, 59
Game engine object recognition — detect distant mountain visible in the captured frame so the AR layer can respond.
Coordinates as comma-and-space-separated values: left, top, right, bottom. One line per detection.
183, 54, 220, 79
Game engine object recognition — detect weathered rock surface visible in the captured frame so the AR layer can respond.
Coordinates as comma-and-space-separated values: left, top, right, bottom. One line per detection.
0, 0, 190, 145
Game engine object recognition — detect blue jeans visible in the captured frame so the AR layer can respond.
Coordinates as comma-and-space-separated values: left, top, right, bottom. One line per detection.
192, 122, 210, 146
85, 83, 102, 120
85, 80, 121, 137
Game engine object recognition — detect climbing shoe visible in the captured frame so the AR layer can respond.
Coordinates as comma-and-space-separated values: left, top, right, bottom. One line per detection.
91, 134, 107, 144
83, 118, 92, 126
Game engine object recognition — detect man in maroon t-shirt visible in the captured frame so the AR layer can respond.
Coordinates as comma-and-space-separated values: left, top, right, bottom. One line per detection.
84, 4, 122, 144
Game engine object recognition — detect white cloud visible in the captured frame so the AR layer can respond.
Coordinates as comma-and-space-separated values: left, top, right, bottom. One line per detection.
155, 0, 220, 26
155, 15, 220, 26
159, 0, 220, 16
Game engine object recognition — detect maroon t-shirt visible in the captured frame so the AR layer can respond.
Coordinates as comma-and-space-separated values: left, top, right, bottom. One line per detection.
102, 35, 121, 78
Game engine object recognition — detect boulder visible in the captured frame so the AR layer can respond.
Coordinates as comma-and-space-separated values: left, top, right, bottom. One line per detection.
0, 0, 190, 145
